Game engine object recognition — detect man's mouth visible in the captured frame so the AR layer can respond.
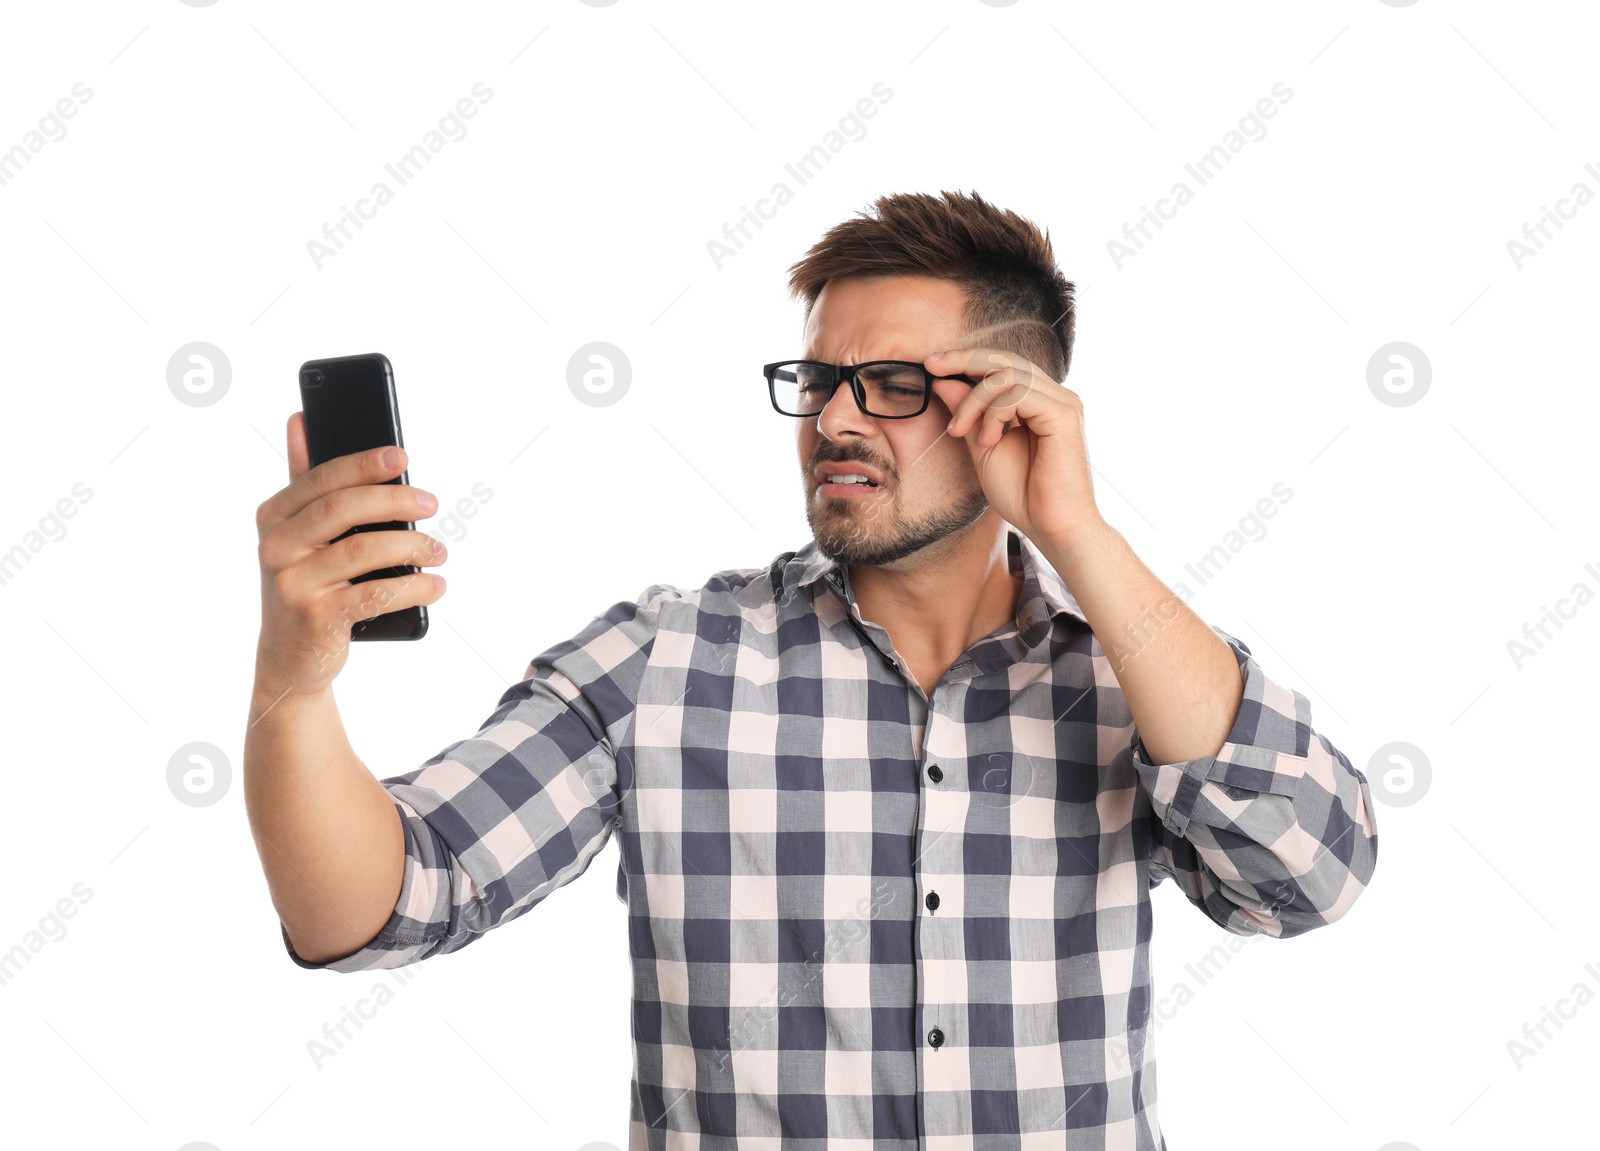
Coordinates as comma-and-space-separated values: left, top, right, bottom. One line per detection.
820, 473, 879, 488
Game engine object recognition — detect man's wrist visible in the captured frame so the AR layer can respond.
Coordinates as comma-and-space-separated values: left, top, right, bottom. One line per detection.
1043, 515, 1118, 569
248, 679, 331, 726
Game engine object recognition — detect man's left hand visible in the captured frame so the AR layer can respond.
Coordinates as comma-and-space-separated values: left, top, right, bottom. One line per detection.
925, 347, 1103, 545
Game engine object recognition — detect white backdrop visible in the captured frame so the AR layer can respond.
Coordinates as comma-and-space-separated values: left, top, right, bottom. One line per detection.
0, 1, 1593, 1148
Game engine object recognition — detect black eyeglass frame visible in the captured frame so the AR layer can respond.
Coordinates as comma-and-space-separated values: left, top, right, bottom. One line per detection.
763, 359, 972, 419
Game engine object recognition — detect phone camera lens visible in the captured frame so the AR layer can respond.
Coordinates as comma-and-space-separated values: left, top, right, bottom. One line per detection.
302, 369, 325, 388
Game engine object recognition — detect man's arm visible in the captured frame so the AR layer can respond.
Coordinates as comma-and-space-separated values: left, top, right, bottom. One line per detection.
1039, 519, 1243, 768
1041, 519, 1378, 936
245, 419, 448, 966
244, 685, 405, 965
266, 581, 682, 974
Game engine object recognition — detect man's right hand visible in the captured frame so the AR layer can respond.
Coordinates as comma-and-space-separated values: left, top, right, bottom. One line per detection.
253, 411, 447, 704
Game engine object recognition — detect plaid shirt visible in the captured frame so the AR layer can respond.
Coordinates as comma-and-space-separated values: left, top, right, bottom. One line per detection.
285, 525, 1378, 1149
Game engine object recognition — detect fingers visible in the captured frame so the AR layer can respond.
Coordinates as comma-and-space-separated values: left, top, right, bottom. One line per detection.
259, 441, 412, 535
285, 481, 436, 557
254, 422, 444, 696
327, 567, 447, 633
927, 348, 1066, 439
926, 346, 1029, 386
289, 528, 446, 595
941, 369, 1027, 442
931, 352, 1075, 446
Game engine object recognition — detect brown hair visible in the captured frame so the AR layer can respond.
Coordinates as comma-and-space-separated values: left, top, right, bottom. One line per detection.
786, 190, 1076, 380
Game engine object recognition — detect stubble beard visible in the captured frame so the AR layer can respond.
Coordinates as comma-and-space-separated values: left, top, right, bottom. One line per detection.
807, 478, 991, 568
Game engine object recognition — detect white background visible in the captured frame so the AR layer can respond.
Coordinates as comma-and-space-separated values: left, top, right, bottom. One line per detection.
0, 1, 1594, 1148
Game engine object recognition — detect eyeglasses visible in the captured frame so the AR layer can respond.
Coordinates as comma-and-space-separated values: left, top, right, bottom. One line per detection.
764, 359, 969, 419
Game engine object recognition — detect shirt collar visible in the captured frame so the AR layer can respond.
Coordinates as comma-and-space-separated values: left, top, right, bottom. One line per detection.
778, 524, 1088, 650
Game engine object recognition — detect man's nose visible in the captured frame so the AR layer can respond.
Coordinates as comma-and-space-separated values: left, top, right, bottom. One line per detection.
816, 376, 870, 437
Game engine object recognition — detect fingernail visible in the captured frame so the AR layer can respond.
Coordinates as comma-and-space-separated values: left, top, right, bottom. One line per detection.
929, 352, 944, 361
382, 447, 399, 469
432, 537, 446, 556
418, 490, 438, 512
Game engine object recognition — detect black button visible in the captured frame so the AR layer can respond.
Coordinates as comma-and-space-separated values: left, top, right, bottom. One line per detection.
927, 765, 943, 783
928, 1027, 944, 1049
925, 892, 940, 912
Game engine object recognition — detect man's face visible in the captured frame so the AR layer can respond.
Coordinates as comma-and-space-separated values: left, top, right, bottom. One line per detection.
796, 274, 991, 568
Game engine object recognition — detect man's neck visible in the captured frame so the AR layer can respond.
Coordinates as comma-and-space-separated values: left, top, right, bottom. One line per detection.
846, 522, 1022, 675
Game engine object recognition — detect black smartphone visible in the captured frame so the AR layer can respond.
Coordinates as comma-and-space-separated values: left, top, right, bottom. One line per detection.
297, 352, 428, 641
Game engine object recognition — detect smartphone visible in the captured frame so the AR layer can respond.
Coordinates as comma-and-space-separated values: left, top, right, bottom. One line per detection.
297, 352, 428, 641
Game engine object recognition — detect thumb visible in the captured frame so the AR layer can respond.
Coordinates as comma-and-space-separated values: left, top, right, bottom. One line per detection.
286, 411, 311, 482
931, 376, 972, 427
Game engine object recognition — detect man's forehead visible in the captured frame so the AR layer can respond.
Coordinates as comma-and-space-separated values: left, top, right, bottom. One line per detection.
803, 275, 971, 351
803, 312, 975, 360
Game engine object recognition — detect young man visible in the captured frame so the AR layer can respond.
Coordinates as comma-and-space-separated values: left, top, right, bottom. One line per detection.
246, 190, 1377, 1149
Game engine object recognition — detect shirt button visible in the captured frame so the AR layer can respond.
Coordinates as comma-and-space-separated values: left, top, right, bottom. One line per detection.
925, 891, 940, 912
928, 1027, 944, 1049
926, 765, 943, 783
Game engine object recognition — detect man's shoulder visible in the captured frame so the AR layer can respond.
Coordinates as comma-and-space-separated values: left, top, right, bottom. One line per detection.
642, 543, 817, 614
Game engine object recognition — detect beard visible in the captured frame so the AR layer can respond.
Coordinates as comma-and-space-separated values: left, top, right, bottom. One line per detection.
806, 478, 991, 568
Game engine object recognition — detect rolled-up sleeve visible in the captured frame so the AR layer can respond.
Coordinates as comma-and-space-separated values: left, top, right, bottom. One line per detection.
1133, 626, 1378, 939
283, 582, 682, 973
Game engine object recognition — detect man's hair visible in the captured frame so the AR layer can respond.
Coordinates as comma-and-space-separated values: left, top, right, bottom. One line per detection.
786, 190, 1076, 381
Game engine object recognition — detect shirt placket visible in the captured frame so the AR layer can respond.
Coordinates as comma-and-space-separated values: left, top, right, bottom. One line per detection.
829, 568, 981, 1143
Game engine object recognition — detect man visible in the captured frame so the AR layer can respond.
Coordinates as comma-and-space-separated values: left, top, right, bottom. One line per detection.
246, 190, 1378, 1149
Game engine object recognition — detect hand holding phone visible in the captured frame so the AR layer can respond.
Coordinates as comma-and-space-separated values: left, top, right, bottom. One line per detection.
293, 353, 430, 642
252, 363, 445, 701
